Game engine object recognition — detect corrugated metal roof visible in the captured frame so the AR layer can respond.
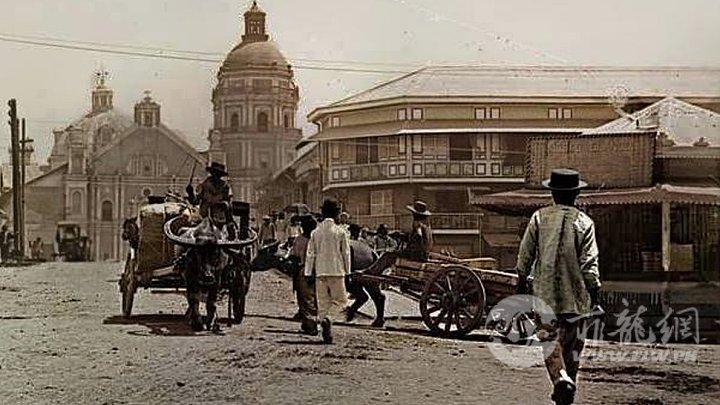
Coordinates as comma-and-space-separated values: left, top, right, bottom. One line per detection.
324, 66, 720, 109
584, 97, 720, 146
471, 184, 720, 207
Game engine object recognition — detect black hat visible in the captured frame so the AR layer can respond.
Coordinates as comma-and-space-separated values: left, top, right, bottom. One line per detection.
320, 198, 341, 218
406, 200, 432, 216
206, 162, 228, 177
542, 168, 587, 191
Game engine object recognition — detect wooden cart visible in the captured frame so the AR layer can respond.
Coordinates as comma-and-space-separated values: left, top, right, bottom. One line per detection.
354, 253, 518, 337
119, 202, 255, 324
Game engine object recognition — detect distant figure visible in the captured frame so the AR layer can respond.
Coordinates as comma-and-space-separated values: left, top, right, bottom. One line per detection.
401, 201, 434, 262
29, 238, 42, 260
338, 211, 351, 236
275, 212, 288, 243
0, 225, 8, 263
258, 216, 276, 245
304, 198, 351, 344
516, 168, 602, 405
372, 224, 397, 254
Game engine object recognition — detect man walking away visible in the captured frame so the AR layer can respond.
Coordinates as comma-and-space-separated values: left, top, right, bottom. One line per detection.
516, 168, 601, 405
346, 224, 386, 327
305, 198, 351, 344
289, 215, 318, 335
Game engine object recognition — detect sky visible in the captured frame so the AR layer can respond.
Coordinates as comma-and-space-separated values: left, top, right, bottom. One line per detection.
1, 0, 719, 164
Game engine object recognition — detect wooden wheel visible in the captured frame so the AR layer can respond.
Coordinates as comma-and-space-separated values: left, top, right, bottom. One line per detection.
120, 253, 137, 319
420, 266, 486, 337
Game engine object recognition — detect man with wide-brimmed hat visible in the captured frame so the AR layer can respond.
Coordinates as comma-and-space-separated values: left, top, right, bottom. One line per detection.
186, 161, 237, 238
401, 200, 434, 262
258, 215, 276, 245
516, 168, 601, 405
304, 198, 351, 344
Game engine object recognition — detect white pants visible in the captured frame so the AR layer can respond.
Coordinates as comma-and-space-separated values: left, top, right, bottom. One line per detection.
315, 276, 348, 323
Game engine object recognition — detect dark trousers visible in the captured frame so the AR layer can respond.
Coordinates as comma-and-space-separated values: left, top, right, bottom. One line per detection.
292, 270, 317, 331
346, 277, 385, 322
542, 315, 586, 387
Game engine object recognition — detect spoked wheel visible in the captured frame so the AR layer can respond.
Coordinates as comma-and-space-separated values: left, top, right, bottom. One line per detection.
120, 254, 137, 319
420, 266, 486, 338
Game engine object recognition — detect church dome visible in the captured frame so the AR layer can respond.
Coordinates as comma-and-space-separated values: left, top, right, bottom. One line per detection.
221, 41, 290, 71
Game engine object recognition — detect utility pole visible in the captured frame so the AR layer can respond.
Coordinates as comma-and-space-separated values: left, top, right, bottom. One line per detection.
7, 99, 20, 258
19, 118, 30, 258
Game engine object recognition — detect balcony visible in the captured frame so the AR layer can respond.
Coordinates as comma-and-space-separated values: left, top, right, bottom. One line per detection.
327, 159, 523, 186
353, 213, 482, 233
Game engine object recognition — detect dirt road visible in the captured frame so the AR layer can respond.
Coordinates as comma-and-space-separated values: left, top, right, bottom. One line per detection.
0, 262, 718, 404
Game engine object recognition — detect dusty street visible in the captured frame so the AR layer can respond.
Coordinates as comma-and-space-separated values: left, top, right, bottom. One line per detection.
0, 262, 718, 405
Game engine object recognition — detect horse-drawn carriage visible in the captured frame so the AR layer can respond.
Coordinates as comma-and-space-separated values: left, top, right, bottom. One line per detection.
354, 252, 519, 338
119, 199, 257, 331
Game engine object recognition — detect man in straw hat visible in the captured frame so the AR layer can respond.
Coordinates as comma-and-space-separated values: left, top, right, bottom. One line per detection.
515, 168, 601, 405
304, 198, 351, 344
402, 200, 434, 262
186, 161, 237, 239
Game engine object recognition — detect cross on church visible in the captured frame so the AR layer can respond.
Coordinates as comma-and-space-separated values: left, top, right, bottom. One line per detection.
95, 69, 109, 87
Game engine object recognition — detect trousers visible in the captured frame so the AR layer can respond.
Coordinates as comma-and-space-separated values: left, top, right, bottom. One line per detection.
293, 270, 317, 329
542, 316, 587, 384
315, 276, 347, 323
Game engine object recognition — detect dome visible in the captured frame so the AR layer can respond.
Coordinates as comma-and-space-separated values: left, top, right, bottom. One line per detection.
71, 109, 134, 135
221, 41, 290, 71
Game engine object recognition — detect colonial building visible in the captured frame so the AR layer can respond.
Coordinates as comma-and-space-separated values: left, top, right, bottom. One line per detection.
7, 77, 205, 260
208, 1, 301, 206
256, 142, 321, 215
296, 65, 720, 258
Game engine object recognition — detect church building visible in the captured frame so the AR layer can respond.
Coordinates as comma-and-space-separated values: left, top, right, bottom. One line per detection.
10, 74, 205, 261
207, 1, 301, 207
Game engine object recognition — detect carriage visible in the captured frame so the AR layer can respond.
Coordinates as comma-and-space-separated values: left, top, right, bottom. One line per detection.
354, 252, 519, 338
119, 199, 257, 326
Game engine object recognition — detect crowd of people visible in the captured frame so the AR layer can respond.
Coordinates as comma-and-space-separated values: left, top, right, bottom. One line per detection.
187, 161, 602, 404
261, 198, 435, 344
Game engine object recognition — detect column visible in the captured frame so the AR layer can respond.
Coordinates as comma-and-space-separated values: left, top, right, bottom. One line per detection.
661, 201, 671, 272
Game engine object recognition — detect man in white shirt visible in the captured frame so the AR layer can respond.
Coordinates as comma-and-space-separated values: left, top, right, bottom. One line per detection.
304, 198, 351, 344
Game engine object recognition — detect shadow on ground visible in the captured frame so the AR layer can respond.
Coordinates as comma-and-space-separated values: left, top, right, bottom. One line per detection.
104, 314, 238, 337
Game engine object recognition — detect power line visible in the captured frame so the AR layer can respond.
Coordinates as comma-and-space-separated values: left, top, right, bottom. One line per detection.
0, 33, 417, 74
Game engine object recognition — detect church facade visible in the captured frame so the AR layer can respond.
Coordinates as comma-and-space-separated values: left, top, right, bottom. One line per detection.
12, 77, 205, 261
208, 1, 301, 207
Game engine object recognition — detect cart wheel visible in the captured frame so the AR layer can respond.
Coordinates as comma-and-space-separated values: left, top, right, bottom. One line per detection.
121, 256, 137, 319
420, 265, 486, 338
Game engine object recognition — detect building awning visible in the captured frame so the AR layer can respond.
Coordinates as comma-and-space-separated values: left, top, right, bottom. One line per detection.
471, 184, 720, 209
483, 233, 521, 248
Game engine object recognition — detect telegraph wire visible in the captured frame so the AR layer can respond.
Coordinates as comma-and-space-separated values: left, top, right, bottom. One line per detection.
0, 34, 413, 74
0, 32, 424, 68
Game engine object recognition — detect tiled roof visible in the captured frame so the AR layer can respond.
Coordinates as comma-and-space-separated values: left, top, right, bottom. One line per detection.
325, 66, 720, 108
470, 184, 720, 208
583, 97, 720, 145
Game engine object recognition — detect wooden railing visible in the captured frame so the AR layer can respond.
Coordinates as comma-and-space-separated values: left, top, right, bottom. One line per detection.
353, 213, 482, 232
327, 158, 523, 184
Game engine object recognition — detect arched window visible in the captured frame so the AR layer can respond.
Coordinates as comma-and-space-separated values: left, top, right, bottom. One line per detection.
283, 114, 290, 129
101, 201, 113, 222
257, 112, 268, 132
230, 113, 239, 131
96, 126, 113, 149
71, 191, 83, 215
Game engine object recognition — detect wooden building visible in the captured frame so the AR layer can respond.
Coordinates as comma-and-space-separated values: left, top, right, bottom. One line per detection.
285, 66, 720, 257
